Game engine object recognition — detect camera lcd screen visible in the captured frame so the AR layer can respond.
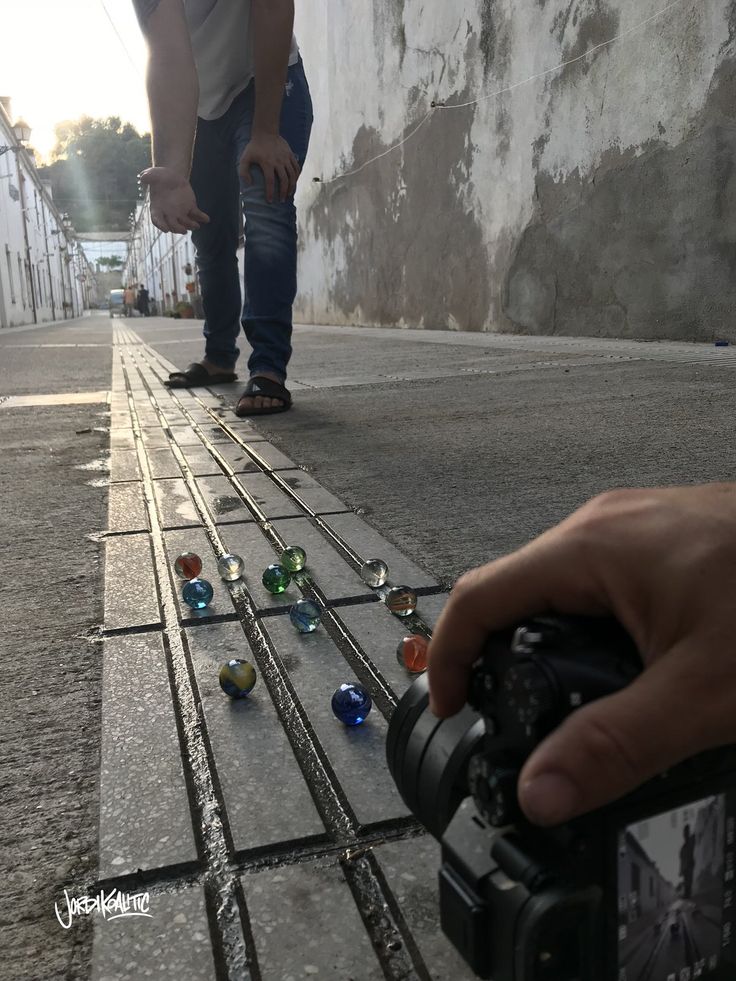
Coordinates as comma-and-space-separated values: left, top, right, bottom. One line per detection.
616, 793, 735, 981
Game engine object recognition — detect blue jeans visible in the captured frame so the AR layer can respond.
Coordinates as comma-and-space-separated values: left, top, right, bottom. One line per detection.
190, 58, 313, 381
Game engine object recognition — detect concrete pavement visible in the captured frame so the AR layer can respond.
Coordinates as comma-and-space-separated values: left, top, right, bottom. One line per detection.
1, 313, 735, 980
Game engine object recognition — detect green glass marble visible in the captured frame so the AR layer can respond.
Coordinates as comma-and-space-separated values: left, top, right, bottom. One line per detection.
262, 563, 291, 594
280, 545, 307, 572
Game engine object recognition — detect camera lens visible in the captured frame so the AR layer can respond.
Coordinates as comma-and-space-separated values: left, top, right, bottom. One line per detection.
387, 673, 485, 838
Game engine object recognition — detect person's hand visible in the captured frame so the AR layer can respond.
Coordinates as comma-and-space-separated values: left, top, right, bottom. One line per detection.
138, 166, 210, 233
239, 132, 300, 203
427, 483, 736, 827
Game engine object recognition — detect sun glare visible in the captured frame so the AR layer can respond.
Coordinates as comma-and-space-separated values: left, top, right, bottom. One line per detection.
0, 0, 150, 162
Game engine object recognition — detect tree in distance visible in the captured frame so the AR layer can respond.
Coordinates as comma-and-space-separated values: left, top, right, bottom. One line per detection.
38, 117, 151, 233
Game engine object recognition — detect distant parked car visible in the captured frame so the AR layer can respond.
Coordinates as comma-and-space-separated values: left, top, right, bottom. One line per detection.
109, 290, 125, 318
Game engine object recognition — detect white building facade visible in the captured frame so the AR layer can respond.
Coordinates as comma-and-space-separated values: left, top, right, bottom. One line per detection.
0, 97, 95, 329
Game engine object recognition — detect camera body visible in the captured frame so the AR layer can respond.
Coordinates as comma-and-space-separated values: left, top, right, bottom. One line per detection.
387, 616, 736, 981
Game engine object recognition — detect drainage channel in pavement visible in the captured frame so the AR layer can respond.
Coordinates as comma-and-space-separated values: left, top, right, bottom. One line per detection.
94, 325, 475, 980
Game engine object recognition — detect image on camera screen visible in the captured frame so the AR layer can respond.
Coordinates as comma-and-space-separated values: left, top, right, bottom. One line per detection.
616, 795, 726, 981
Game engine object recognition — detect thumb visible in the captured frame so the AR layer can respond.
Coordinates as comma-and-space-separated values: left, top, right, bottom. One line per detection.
516, 658, 703, 827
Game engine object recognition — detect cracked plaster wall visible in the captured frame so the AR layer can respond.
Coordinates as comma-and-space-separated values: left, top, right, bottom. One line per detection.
293, 0, 736, 340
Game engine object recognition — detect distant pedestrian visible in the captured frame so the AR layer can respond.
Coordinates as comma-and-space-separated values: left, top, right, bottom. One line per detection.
123, 285, 136, 317
680, 824, 696, 899
137, 284, 150, 317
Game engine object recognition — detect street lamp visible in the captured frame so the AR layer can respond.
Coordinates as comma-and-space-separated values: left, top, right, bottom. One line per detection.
0, 118, 32, 156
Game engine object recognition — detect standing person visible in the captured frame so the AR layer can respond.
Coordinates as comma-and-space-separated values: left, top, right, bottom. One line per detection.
137, 284, 151, 317
679, 825, 695, 900
123, 284, 136, 317
133, 0, 313, 416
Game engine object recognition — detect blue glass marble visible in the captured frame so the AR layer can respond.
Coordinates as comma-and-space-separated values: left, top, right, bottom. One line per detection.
262, 563, 291, 594
182, 578, 214, 610
289, 599, 322, 633
219, 659, 257, 698
331, 683, 372, 726
281, 545, 307, 572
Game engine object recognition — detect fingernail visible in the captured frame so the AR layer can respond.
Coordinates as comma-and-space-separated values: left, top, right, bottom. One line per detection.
519, 772, 580, 826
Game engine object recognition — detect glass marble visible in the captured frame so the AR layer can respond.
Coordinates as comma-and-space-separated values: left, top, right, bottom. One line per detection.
360, 558, 389, 587
281, 545, 307, 573
262, 563, 291, 594
174, 551, 202, 580
289, 599, 322, 633
385, 585, 417, 617
219, 659, 257, 698
331, 683, 372, 726
182, 577, 214, 610
396, 634, 429, 673
217, 553, 245, 582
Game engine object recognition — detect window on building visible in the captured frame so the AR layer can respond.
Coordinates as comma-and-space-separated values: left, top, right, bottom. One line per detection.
5, 246, 15, 304
18, 255, 26, 307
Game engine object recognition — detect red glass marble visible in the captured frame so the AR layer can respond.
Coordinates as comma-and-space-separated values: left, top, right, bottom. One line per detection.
174, 551, 202, 580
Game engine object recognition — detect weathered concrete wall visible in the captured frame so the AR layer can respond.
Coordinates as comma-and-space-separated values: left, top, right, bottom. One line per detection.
293, 0, 736, 340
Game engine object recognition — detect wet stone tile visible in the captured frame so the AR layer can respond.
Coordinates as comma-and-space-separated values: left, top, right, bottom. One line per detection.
261, 616, 409, 827
371, 836, 479, 980
98, 633, 197, 877
242, 859, 384, 981
110, 448, 140, 483
269, 517, 372, 601
153, 478, 200, 528
196, 474, 255, 523
323, 514, 439, 589
186, 621, 326, 854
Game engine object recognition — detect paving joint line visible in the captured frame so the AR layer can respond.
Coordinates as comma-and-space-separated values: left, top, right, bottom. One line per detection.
118, 349, 253, 981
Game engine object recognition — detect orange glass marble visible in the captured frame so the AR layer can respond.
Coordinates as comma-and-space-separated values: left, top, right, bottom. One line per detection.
396, 634, 429, 674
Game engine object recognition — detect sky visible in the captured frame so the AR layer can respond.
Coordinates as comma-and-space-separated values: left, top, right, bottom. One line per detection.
0, 0, 151, 163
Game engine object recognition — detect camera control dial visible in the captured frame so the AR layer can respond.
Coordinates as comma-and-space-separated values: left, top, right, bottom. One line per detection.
469, 756, 521, 827
502, 660, 556, 735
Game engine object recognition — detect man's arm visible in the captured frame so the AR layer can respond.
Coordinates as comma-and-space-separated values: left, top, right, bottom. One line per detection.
240, 0, 300, 203
134, 0, 209, 232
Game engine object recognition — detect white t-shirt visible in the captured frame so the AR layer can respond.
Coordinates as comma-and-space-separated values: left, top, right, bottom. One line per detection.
133, 0, 300, 120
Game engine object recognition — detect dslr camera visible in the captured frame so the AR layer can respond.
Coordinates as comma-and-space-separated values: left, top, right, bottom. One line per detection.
386, 615, 736, 981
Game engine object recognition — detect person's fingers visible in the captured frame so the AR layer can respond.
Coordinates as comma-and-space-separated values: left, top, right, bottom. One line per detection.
264, 167, 275, 204
191, 207, 210, 223
276, 164, 290, 201
517, 645, 720, 825
427, 524, 610, 719
163, 212, 189, 235
240, 160, 253, 186
286, 159, 299, 196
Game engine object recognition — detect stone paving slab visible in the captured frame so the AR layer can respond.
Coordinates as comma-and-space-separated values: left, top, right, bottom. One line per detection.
278, 470, 353, 514
241, 859, 385, 981
92, 885, 215, 981
185, 621, 327, 854
110, 428, 135, 450
104, 534, 160, 630
146, 446, 187, 480
260, 616, 409, 827
99, 633, 197, 878
107, 482, 148, 533
324, 514, 440, 589
370, 836, 482, 980
210, 439, 274, 474
219, 471, 304, 520
110, 448, 141, 483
